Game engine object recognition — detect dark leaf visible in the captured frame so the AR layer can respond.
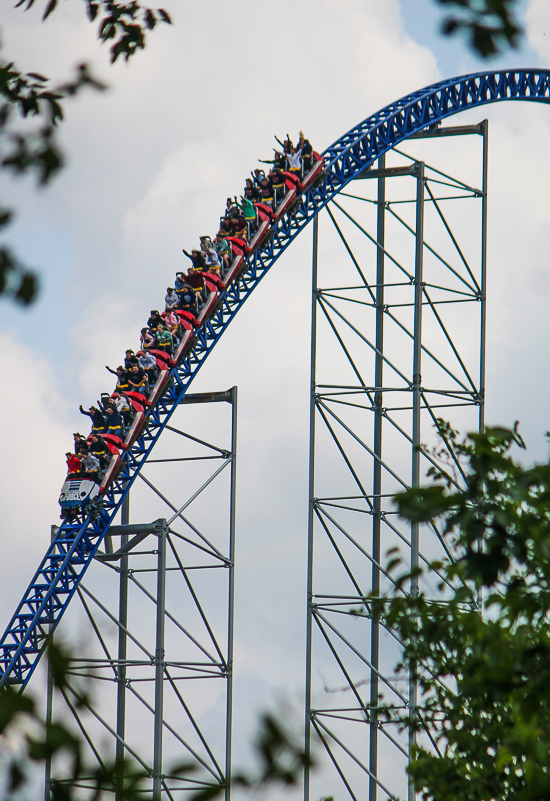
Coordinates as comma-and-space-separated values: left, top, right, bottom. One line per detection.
0, 208, 13, 229
0, 685, 35, 733
9, 762, 25, 791
188, 783, 226, 801
50, 779, 71, 801
442, 17, 460, 34
170, 761, 198, 775
47, 641, 72, 690
144, 9, 156, 29
27, 722, 79, 761
42, 0, 58, 20
15, 270, 38, 304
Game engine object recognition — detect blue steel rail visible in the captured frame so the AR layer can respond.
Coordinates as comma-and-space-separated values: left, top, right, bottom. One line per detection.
1, 68, 549, 689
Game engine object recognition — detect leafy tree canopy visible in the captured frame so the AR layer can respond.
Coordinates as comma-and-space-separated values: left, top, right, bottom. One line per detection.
0, 0, 171, 305
373, 423, 550, 801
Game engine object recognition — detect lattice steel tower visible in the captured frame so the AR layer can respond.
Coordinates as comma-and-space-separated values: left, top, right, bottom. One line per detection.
1, 66, 549, 801
304, 122, 488, 801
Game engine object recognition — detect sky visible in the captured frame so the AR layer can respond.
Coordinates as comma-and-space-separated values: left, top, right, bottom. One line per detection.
1, 0, 550, 796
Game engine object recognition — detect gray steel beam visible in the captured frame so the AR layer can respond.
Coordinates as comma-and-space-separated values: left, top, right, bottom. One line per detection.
369, 152, 386, 801
115, 492, 129, 797
410, 122, 486, 139
479, 119, 488, 433
153, 520, 167, 801
304, 215, 319, 801
179, 389, 234, 404
225, 387, 237, 801
44, 526, 57, 801
409, 162, 424, 801
355, 165, 417, 180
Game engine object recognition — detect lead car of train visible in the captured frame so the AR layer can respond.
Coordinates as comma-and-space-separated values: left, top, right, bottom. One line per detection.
59, 476, 101, 519
58, 153, 325, 518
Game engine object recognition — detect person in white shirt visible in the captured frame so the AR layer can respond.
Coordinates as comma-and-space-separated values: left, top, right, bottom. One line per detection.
81, 452, 100, 479
165, 287, 179, 311
200, 236, 221, 274
286, 146, 303, 176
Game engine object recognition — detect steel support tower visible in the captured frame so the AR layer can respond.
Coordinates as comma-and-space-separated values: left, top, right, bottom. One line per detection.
1, 65, 549, 801
44, 389, 238, 801
304, 123, 488, 801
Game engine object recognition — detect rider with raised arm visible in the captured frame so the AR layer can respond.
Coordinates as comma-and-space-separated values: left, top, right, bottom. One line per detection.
79, 405, 107, 434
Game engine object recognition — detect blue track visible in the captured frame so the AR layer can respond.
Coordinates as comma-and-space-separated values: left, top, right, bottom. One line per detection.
1, 68, 549, 689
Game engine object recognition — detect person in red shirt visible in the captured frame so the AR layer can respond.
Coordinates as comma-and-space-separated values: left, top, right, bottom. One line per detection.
66, 452, 81, 475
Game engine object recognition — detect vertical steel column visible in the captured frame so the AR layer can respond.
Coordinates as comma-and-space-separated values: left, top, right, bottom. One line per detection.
44, 526, 57, 801
116, 492, 129, 798
369, 154, 386, 801
479, 120, 489, 434
304, 215, 319, 801
153, 520, 167, 801
225, 387, 237, 801
409, 162, 424, 801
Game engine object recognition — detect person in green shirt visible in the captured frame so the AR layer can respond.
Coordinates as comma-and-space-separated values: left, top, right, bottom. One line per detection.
155, 323, 173, 354
240, 196, 258, 236
215, 234, 231, 274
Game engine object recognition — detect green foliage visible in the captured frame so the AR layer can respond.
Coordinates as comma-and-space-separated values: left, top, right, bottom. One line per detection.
0, 642, 311, 800
0, 0, 171, 307
190, 712, 314, 801
437, 0, 522, 57
373, 423, 550, 801
0, 641, 157, 800
15, 0, 172, 64
0, 57, 108, 304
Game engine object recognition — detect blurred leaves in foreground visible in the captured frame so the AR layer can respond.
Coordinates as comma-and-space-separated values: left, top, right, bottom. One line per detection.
363, 422, 550, 801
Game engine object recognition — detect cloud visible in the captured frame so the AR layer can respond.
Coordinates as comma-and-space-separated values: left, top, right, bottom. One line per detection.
3, 0, 527, 793
0, 332, 71, 626
525, 0, 550, 60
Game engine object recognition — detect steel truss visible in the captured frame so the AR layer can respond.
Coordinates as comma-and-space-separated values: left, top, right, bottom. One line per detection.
44, 389, 237, 801
1, 69, 548, 692
304, 123, 488, 801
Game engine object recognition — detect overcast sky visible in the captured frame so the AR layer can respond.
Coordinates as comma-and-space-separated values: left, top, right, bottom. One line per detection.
1, 0, 550, 795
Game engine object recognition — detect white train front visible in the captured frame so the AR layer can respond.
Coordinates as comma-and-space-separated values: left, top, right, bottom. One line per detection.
59, 477, 100, 512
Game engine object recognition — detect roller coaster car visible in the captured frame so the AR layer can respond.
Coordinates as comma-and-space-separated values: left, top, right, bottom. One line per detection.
148, 348, 173, 371
196, 290, 219, 326
220, 254, 244, 290
59, 476, 100, 516
300, 152, 325, 190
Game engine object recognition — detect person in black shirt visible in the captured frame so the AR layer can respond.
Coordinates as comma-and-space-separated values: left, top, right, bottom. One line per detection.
127, 364, 148, 395
88, 434, 109, 470
106, 365, 129, 392
124, 349, 138, 370
104, 405, 123, 438
260, 176, 274, 207
260, 150, 286, 171
177, 283, 197, 314
244, 178, 261, 203
271, 169, 286, 205
182, 249, 206, 271
147, 310, 163, 331
298, 131, 313, 172
79, 405, 107, 434
73, 433, 89, 455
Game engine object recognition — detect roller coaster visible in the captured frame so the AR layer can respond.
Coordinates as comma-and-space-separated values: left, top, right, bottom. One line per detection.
1, 68, 550, 800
